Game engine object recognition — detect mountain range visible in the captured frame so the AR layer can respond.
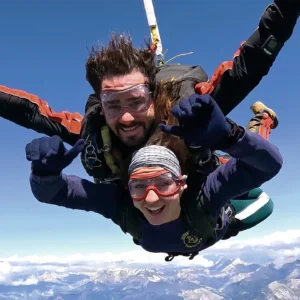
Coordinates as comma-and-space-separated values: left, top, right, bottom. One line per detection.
1, 256, 300, 299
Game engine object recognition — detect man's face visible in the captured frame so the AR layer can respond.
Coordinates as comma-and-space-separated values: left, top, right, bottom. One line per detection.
101, 71, 155, 147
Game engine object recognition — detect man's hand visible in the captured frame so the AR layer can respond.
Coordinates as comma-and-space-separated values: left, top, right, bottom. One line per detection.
26, 135, 84, 175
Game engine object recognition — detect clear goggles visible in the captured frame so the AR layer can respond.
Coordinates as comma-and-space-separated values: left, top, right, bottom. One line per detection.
100, 84, 152, 119
128, 172, 184, 201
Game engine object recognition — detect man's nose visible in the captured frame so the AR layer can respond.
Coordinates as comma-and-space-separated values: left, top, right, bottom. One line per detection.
119, 110, 135, 124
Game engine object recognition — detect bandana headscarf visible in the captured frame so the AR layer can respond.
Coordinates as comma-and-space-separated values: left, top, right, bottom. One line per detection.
128, 145, 181, 178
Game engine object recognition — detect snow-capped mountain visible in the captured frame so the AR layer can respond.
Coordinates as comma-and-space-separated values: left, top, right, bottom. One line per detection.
1, 230, 300, 299
1, 256, 300, 299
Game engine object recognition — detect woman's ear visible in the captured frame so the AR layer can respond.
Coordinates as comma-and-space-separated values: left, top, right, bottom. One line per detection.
181, 180, 188, 190
179, 183, 187, 197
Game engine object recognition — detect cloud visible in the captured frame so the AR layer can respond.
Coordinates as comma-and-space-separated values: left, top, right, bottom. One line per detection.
0, 230, 299, 275
0, 251, 214, 269
212, 229, 300, 250
0, 261, 13, 284
12, 276, 39, 286
201, 230, 300, 264
0, 230, 298, 288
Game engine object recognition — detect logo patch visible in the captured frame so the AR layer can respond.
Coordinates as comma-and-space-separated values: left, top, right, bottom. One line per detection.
181, 231, 202, 248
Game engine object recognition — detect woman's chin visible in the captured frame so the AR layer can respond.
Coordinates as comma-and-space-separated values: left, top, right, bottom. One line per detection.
144, 206, 168, 225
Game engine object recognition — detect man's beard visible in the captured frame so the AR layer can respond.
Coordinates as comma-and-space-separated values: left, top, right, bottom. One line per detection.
110, 120, 157, 178
114, 120, 157, 152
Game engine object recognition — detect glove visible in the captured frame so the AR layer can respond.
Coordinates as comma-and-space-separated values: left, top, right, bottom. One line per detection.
159, 94, 233, 149
25, 135, 85, 176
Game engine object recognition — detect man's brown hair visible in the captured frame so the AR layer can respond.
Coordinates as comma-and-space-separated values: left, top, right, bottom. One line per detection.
86, 33, 156, 95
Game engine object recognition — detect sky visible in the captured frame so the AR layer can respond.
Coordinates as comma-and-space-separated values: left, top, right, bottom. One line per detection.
0, 0, 299, 258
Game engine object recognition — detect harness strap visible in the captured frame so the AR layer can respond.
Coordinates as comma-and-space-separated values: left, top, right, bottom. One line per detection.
119, 204, 142, 241
100, 125, 120, 175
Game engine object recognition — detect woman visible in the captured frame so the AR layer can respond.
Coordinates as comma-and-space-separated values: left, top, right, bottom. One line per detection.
26, 92, 282, 261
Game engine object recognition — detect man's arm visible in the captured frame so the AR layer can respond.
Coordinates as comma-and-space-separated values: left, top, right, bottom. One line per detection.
195, 0, 299, 115
203, 130, 283, 215
30, 173, 121, 221
0, 85, 83, 146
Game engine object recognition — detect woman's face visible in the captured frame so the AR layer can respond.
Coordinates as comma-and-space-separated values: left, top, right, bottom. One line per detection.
129, 169, 187, 225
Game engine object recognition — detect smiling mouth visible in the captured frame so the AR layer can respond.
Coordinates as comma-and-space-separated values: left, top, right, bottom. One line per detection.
146, 205, 165, 215
120, 125, 140, 131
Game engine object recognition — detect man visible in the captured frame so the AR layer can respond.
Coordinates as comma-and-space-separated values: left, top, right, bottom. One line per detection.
0, 0, 297, 181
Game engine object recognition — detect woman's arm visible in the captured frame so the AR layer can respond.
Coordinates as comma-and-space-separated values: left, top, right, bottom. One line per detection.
203, 130, 282, 213
30, 172, 121, 221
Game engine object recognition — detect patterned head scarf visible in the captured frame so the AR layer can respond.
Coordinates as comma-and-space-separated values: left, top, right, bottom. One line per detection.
128, 145, 181, 178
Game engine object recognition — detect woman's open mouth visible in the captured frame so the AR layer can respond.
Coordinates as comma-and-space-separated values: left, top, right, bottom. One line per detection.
146, 205, 165, 215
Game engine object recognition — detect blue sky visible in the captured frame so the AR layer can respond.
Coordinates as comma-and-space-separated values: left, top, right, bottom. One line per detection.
0, 0, 299, 257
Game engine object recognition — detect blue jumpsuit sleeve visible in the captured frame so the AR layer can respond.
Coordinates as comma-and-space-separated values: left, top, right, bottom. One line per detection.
30, 173, 121, 221
202, 130, 283, 214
